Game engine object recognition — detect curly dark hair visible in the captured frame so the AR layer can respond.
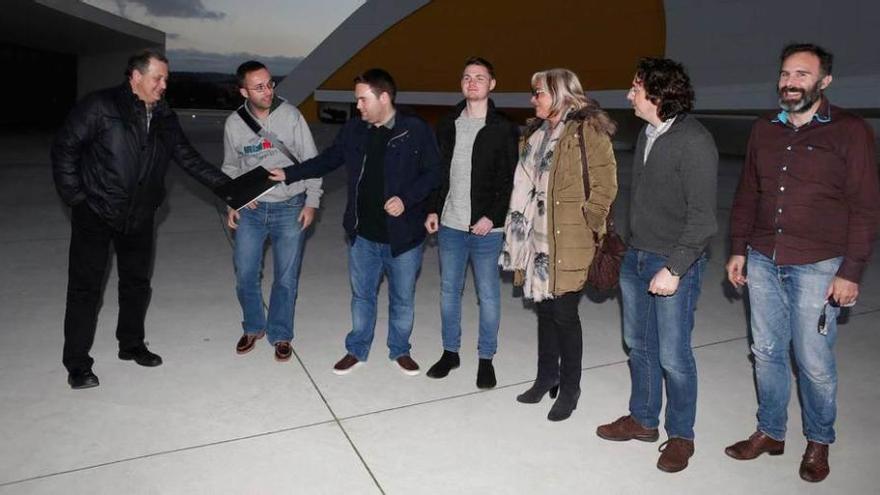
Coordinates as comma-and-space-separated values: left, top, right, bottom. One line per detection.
635, 57, 694, 121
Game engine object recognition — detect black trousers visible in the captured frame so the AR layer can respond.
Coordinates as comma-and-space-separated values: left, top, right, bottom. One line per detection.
62, 203, 154, 373
534, 291, 583, 394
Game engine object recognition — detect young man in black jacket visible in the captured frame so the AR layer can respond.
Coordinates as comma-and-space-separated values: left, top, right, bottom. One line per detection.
423, 57, 519, 388
51, 50, 230, 389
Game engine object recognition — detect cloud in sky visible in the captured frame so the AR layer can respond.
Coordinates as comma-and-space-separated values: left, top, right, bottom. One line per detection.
114, 0, 225, 20
168, 48, 302, 75
82, 0, 364, 61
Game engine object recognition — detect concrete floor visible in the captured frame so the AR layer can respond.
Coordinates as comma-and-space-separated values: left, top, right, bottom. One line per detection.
0, 112, 878, 494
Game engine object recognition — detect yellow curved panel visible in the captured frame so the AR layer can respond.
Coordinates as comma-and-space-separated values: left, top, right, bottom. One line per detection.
319, 0, 665, 93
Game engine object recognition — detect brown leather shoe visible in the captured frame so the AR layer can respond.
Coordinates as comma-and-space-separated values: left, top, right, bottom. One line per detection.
596, 415, 659, 442
657, 438, 695, 473
799, 441, 830, 482
236, 331, 265, 354
274, 341, 292, 362
725, 431, 785, 460
394, 355, 420, 376
333, 354, 363, 375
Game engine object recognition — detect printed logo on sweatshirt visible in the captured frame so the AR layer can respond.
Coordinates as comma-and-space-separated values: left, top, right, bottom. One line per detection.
243, 138, 273, 155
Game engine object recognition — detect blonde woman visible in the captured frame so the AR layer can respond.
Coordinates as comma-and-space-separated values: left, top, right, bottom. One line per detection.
501, 68, 617, 421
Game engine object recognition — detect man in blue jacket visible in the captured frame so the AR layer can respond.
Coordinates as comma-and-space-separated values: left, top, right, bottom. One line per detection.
270, 68, 440, 375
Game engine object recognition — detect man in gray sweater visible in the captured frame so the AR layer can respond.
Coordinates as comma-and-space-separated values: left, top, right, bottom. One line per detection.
222, 61, 322, 362
596, 58, 718, 474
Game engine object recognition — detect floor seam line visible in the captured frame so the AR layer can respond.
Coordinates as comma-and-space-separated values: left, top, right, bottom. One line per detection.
334, 337, 750, 421
218, 201, 386, 495
0, 419, 338, 488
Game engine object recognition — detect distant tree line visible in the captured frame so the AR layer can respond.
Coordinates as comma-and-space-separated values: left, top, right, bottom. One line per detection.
164, 72, 285, 110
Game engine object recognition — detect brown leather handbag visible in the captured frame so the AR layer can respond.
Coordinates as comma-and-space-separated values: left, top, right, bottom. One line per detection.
577, 123, 626, 291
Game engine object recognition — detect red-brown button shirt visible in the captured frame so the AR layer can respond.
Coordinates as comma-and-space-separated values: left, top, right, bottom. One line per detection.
729, 98, 880, 282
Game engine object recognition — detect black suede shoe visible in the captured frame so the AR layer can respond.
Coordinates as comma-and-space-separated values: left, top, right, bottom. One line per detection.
68, 370, 100, 389
516, 383, 558, 404
476, 358, 497, 389
426, 350, 460, 379
118, 346, 163, 367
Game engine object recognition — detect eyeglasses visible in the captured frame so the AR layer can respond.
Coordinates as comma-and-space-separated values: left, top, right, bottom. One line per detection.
246, 80, 276, 93
531, 88, 547, 97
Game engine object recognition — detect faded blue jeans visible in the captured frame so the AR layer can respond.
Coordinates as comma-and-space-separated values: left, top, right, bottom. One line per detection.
620, 248, 706, 440
346, 236, 424, 361
746, 247, 842, 444
438, 226, 503, 359
233, 195, 306, 344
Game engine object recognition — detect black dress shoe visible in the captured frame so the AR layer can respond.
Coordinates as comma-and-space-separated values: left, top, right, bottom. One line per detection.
68, 370, 100, 389
118, 347, 163, 367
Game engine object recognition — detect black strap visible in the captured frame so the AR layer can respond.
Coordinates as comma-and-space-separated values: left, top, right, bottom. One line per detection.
577, 122, 615, 241
236, 105, 301, 167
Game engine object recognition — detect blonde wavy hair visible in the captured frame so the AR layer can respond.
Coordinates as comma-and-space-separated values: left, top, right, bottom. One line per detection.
530, 68, 616, 136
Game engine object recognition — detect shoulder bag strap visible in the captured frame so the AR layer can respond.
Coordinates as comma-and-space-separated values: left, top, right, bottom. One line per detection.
576, 122, 615, 241
236, 105, 301, 167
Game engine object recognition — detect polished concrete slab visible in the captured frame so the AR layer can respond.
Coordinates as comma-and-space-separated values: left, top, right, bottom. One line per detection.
0, 117, 878, 494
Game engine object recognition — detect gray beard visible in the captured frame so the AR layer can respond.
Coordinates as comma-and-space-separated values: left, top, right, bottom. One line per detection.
778, 86, 822, 114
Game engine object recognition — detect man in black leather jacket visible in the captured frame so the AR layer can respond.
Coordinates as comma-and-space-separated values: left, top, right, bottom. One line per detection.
51, 49, 230, 389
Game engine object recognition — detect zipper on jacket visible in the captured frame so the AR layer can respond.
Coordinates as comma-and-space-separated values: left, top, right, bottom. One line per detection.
352, 154, 367, 233
387, 130, 409, 146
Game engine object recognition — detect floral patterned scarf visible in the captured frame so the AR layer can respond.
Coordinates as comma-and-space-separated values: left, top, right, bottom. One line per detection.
500, 117, 567, 302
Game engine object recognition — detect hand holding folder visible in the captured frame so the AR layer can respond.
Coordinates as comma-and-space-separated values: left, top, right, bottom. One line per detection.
216, 166, 278, 211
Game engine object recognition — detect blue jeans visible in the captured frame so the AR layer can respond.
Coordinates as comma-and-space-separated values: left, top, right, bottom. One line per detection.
438, 226, 503, 359
746, 248, 842, 444
346, 236, 424, 361
233, 195, 306, 344
620, 248, 706, 440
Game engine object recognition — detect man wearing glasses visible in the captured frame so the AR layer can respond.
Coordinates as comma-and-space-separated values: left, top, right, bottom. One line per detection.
595, 58, 718, 474
725, 43, 880, 482
222, 61, 322, 362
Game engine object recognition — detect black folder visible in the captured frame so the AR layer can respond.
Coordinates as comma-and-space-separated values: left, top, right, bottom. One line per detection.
216, 166, 278, 210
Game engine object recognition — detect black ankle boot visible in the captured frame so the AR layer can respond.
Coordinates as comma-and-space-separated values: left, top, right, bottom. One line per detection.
516, 382, 559, 404
547, 389, 580, 421
426, 350, 460, 378
476, 358, 497, 389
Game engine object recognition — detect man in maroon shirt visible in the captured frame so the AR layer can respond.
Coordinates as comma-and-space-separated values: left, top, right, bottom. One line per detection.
724, 43, 880, 483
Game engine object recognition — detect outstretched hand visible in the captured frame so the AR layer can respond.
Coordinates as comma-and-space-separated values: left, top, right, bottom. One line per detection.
269, 169, 286, 182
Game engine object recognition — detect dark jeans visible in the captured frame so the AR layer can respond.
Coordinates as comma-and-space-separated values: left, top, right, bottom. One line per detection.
534, 291, 583, 395
62, 203, 154, 373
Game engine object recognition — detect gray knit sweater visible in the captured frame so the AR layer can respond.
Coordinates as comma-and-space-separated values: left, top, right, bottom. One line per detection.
628, 113, 718, 274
